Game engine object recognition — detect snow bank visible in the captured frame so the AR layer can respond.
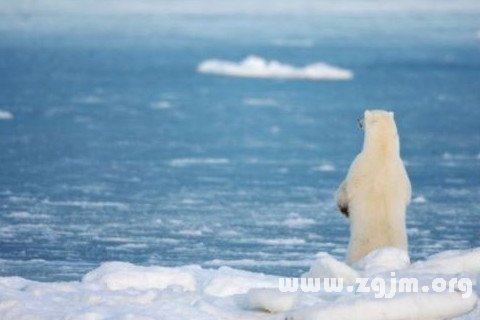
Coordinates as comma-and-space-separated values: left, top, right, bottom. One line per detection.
303, 252, 359, 284
82, 261, 197, 291
198, 56, 353, 81
353, 247, 411, 275
411, 248, 480, 274
245, 288, 298, 313
0, 248, 478, 320
288, 291, 477, 320
203, 266, 277, 297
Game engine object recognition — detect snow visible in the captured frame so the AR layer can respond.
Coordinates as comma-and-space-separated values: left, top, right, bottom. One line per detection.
411, 248, 480, 274
244, 288, 298, 313
287, 292, 477, 320
203, 267, 277, 297
352, 247, 411, 275
82, 262, 197, 291
198, 55, 353, 81
303, 252, 359, 285
0, 247, 479, 319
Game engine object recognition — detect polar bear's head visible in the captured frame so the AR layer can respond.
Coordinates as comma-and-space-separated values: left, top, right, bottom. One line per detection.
360, 110, 399, 154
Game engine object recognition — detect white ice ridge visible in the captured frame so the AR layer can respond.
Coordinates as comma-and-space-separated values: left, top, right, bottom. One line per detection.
0, 247, 479, 319
197, 55, 353, 80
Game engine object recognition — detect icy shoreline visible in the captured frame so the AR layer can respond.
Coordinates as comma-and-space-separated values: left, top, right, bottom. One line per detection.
0, 248, 478, 319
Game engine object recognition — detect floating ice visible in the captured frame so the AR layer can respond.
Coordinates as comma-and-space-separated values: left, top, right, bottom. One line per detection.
0, 110, 13, 120
6, 211, 32, 219
6, 211, 50, 219
282, 217, 316, 228
256, 238, 306, 245
168, 158, 230, 167
243, 98, 278, 107
198, 56, 353, 81
42, 199, 129, 210
178, 229, 204, 236
412, 195, 427, 203
150, 100, 172, 109
312, 163, 336, 172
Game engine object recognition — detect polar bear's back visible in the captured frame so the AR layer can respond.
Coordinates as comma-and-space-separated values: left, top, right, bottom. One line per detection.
346, 152, 410, 264
337, 110, 411, 264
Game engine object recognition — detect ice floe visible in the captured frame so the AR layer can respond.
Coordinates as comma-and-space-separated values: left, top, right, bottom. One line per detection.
198, 55, 353, 80
150, 100, 172, 110
243, 98, 278, 107
312, 163, 336, 172
0, 110, 13, 120
413, 195, 428, 203
168, 158, 230, 167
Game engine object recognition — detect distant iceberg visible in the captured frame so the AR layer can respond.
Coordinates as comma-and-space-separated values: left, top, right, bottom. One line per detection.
0, 247, 478, 319
0, 110, 13, 120
198, 55, 353, 81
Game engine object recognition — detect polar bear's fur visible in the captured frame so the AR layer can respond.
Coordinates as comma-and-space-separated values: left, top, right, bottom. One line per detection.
336, 110, 411, 264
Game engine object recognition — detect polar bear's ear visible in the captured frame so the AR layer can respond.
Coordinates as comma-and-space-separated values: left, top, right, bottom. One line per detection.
389, 111, 394, 117
364, 110, 371, 118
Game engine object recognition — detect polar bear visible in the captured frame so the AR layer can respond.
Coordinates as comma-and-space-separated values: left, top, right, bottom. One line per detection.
336, 110, 411, 264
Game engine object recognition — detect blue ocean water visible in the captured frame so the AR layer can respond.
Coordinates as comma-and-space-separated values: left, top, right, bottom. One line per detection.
0, 6, 479, 281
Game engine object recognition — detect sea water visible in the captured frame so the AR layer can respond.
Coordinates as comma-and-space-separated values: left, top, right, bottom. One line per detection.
0, 2, 479, 281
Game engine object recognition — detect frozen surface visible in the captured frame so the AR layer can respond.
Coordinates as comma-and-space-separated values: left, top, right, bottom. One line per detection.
0, 248, 478, 319
198, 56, 353, 80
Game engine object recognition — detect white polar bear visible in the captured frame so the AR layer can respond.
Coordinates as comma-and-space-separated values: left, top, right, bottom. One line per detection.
336, 110, 411, 264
